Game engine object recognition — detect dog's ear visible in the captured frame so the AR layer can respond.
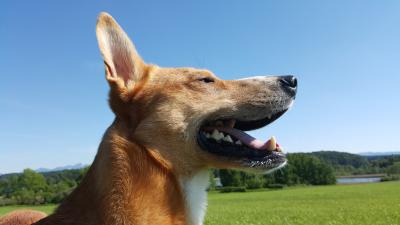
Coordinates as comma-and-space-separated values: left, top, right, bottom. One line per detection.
96, 12, 146, 89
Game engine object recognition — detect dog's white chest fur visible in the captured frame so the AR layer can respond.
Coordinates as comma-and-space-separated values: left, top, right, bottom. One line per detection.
180, 170, 209, 225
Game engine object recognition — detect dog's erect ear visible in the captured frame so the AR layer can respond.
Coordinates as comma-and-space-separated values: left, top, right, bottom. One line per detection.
96, 12, 146, 89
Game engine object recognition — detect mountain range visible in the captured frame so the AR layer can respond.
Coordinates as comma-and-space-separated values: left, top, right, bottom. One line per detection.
357, 152, 400, 156
35, 163, 87, 173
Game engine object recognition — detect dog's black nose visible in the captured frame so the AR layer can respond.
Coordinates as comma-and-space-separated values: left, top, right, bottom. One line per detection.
279, 75, 297, 96
280, 75, 297, 88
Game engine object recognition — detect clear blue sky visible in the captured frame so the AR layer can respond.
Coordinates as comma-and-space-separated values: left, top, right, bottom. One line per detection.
1, 1, 400, 173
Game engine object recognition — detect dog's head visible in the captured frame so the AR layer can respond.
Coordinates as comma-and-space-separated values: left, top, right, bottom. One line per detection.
96, 13, 297, 175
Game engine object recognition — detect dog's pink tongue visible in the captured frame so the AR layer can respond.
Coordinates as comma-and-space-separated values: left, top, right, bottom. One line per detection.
214, 127, 274, 150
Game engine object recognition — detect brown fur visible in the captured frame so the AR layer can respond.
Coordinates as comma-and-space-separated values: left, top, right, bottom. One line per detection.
33, 123, 186, 225
1, 12, 295, 225
0, 210, 46, 225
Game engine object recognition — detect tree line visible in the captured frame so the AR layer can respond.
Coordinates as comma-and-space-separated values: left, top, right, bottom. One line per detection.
1, 151, 399, 205
213, 153, 336, 190
0, 168, 88, 206
309, 151, 400, 176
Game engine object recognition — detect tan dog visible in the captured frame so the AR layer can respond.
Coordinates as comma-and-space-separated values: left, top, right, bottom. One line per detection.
2, 12, 297, 225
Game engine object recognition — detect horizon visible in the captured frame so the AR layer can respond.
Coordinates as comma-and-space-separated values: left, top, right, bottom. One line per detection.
1, 1, 400, 173
2, 150, 400, 175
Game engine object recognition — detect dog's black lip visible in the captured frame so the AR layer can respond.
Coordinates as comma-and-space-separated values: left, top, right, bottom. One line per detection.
196, 132, 286, 165
234, 110, 287, 131
196, 109, 288, 164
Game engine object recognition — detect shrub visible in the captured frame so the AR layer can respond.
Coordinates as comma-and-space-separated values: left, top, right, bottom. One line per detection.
381, 175, 400, 182
219, 186, 246, 193
266, 184, 284, 189
219, 170, 243, 187
245, 179, 263, 189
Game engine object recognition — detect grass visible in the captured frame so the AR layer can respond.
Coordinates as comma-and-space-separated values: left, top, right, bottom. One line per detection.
0, 204, 55, 216
205, 182, 400, 225
1, 182, 399, 225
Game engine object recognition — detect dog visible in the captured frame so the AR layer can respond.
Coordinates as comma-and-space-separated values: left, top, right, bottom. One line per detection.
0, 12, 296, 225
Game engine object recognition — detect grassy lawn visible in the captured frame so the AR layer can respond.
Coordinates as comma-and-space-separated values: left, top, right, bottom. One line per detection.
205, 182, 400, 225
1, 182, 399, 225
0, 204, 55, 216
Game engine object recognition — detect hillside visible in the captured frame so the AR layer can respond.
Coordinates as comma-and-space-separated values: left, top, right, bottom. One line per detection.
310, 151, 400, 175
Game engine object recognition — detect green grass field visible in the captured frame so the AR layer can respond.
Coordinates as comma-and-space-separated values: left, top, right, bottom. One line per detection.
0, 204, 54, 216
1, 182, 399, 225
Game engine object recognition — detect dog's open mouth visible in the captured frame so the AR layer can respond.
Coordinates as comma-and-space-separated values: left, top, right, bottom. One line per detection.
197, 110, 288, 170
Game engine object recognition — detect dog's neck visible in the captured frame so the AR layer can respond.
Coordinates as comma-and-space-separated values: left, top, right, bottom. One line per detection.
180, 170, 209, 225
35, 122, 209, 225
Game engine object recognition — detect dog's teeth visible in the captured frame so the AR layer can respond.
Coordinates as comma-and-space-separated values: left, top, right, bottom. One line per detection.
211, 130, 217, 139
211, 129, 221, 140
211, 129, 225, 141
235, 140, 242, 146
223, 135, 233, 143
266, 136, 276, 151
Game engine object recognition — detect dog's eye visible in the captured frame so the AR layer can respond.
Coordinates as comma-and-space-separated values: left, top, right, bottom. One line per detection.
197, 77, 215, 83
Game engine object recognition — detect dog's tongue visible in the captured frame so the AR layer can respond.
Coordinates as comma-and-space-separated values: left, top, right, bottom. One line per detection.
214, 127, 278, 151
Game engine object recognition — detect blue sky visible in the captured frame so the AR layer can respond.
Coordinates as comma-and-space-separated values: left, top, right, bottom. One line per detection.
1, 1, 400, 173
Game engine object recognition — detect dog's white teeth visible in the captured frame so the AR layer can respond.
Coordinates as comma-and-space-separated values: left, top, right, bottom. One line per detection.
266, 136, 277, 151
235, 140, 242, 146
202, 131, 211, 138
218, 132, 225, 140
223, 135, 233, 143
208, 129, 238, 144
211, 129, 220, 140
211, 129, 225, 141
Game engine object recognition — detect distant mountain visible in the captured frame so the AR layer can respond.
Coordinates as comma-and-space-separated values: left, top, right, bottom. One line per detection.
0, 164, 87, 181
35, 163, 87, 173
358, 152, 400, 156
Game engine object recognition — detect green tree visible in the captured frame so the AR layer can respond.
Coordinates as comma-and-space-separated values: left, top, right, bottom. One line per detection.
18, 169, 47, 192
387, 162, 400, 175
241, 173, 264, 189
219, 169, 243, 187
208, 170, 216, 190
